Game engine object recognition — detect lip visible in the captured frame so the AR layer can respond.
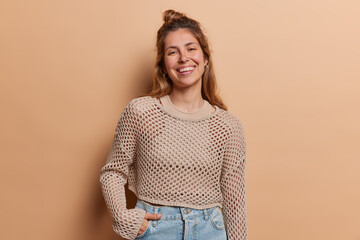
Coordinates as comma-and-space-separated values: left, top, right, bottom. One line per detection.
176, 65, 196, 75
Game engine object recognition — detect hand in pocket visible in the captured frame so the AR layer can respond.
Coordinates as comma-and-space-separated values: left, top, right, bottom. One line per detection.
137, 213, 162, 236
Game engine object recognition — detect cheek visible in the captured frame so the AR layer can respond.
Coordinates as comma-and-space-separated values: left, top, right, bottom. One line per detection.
164, 57, 175, 71
194, 52, 206, 65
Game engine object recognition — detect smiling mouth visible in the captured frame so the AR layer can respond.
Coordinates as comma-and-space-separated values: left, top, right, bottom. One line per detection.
176, 66, 195, 74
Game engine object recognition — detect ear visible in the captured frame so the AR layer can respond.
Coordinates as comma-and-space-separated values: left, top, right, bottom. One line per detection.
204, 58, 209, 67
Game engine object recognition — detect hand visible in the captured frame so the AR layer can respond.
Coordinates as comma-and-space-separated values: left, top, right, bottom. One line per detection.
137, 213, 162, 236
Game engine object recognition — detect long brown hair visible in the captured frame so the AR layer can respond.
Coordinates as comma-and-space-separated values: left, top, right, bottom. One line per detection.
147, 9, 227, 110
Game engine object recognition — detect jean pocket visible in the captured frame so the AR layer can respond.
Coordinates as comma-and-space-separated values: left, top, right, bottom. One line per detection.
209, 207, 225, 230
135, 221, 152, 239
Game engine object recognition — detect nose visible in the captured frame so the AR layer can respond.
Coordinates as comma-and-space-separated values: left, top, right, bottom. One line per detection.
178, 50, 189, 63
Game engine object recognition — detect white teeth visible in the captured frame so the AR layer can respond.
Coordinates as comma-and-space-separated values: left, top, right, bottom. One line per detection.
179, 67, 195, 72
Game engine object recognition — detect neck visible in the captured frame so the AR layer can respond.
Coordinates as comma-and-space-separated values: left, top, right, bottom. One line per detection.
169, 87, 204, 113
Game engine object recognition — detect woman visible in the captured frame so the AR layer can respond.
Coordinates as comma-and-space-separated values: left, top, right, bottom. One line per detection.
100, 9, 247, 240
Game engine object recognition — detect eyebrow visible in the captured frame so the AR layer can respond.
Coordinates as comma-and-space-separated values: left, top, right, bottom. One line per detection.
165, 42, 199, 51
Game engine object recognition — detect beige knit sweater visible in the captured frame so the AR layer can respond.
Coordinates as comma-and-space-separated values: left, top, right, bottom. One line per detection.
100, 95, 247, 240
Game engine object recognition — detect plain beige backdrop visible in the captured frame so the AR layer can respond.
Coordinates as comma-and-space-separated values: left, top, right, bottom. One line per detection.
1, 1, 359, 240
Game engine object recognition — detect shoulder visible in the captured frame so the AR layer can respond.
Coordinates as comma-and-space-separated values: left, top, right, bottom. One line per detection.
116, 96, 155, 128
216, 110, 246, 153
126, 96, 154, 109
215, 108, 244, 132
122, 96, 155, 115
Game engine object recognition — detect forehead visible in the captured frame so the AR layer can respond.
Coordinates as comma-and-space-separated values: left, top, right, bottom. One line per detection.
164, 28, 199, 48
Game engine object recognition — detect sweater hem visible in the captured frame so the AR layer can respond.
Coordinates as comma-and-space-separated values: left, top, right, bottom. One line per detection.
128, 187, 223, 209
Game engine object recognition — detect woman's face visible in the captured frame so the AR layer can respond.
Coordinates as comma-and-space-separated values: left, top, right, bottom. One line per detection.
163, 28, 208, 90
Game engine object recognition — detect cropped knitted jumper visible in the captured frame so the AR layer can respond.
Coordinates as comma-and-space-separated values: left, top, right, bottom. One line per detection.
100, 95, 247, 240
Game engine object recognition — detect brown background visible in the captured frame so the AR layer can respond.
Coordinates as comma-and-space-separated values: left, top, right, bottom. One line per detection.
1, 1, 359, 240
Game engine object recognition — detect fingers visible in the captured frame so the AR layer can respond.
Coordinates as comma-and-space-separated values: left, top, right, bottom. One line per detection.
137, 219, 149, 236
137, 214, 162, 236
144, 212, 162, 220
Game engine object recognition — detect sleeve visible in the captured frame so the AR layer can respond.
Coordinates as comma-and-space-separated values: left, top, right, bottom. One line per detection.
99, 102, 146, 240
220, 118, 247, 240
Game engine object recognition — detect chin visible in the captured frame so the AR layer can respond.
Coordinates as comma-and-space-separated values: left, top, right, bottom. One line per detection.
173, 79, 201, 89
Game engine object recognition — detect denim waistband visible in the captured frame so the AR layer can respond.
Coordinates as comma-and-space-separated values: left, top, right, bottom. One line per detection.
135, 200, 217, 221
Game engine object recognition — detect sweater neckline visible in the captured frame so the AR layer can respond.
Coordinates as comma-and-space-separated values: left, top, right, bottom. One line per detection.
153, 95, 219, 121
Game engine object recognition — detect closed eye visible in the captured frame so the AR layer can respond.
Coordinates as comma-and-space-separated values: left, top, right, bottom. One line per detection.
168, 50, 177, 55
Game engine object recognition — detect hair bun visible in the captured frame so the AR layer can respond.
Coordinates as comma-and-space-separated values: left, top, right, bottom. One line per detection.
163, 9, 186, 24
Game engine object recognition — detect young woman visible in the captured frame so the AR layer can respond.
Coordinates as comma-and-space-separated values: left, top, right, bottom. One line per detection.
100, 10, 247, 240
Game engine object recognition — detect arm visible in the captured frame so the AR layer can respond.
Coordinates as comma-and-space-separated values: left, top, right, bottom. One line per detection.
220, 118, 247, 240
100, 102, 146, 240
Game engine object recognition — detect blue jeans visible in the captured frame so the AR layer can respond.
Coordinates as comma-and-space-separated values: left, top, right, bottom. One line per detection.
135, 199, 227, 240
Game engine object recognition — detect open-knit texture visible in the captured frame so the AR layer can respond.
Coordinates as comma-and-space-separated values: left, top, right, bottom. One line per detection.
100, 96, 247, 240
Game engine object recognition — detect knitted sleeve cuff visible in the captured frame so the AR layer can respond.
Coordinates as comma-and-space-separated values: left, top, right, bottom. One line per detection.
112, 207, 146, 240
